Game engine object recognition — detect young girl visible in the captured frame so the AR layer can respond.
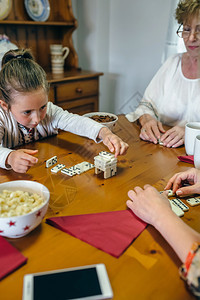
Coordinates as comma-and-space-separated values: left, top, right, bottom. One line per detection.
0, 49, 128, 173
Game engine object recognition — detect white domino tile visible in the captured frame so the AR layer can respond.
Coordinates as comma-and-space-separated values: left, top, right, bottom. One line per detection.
158, 138, 164, 146
51, 164, 65, 173
46, 156, 57, 168
61, 162, 94, 176
171, 198, 189, 212
61, 168, 76, 176
169, 200, 184, 217
186, 197, 200, 207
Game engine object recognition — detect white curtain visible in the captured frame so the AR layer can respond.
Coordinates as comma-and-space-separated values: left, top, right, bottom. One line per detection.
162, 0, 186, 63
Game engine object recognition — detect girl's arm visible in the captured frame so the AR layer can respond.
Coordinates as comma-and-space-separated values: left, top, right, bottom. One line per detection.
48, 103, 129, 156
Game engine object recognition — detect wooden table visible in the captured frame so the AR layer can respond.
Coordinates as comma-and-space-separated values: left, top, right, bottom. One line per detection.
0, 115, 198, 300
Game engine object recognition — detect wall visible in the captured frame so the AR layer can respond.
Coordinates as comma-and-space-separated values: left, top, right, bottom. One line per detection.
72, 0, 173, 114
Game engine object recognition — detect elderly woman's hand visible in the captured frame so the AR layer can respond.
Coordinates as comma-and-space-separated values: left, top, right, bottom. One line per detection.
160, 126, 184, 148
139, 114, 165, 144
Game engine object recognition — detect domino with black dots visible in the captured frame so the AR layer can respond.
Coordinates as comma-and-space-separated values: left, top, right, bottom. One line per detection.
186, 197, 200, 207
46, 156, 57, 168
171, 198, 189, 212
51, 164, 65, 173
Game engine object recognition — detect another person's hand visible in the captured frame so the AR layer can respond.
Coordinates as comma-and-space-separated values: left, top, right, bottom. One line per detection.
165, 168, 200, 196
126, 185, 170, 226
6, 149, 38, 173
160, 126, 184, 148
98, 127, 129, 156
139, 114, 165, 144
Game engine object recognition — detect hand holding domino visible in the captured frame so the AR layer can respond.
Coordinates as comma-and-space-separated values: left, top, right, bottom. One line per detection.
97, 127, 129, 157
164, 168, 200, 197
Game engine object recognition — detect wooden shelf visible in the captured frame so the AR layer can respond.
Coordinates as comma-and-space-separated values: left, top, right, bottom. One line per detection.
0, 0, 78, 70
0, 0, 103, 114
0, 20, 75, 26
46, 69, 104, 83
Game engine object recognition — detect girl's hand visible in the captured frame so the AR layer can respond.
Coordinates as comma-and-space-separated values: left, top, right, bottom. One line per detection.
98, 127, 129, 156
126, 184, 170, 226
139, 114, 165, 144
6, 149, 38, 173
165, 168, 200, 196
160, 126, 184, 148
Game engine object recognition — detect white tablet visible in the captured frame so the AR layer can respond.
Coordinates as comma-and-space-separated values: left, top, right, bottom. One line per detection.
22, 263, 113, 300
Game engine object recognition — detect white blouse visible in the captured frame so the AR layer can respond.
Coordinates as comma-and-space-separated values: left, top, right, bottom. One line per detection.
126, 53, 200, 127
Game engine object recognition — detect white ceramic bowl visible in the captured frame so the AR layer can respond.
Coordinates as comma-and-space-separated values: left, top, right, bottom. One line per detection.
0, 180, 50, 238
83, 112, 118, 131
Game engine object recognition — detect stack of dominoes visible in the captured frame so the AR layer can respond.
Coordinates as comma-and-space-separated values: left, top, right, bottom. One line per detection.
94, 151, 117, 179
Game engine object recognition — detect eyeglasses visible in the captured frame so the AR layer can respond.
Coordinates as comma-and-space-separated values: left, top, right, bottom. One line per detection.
176, 24, 200, 39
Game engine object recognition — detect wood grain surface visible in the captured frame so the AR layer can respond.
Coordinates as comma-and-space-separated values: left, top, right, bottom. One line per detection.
0, 115, 197, 300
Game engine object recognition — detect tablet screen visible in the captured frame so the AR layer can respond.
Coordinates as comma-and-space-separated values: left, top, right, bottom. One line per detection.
33, 267, 102, 300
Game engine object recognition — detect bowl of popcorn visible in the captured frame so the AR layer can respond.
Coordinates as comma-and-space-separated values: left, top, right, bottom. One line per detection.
83, 112, 118, 131
0, 180, 50, 238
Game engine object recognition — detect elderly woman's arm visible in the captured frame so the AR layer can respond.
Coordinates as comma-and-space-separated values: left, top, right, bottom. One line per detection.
126, 54, 187, 148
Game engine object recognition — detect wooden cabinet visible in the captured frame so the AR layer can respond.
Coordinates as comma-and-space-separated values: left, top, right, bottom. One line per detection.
0, 0, 103, 114
48, 70, 103, 115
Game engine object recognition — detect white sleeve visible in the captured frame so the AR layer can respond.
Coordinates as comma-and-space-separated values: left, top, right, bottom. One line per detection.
47, 103, 105, 142
126, 55, 177, 123
125, 98, 159, 122
0, 121, 13, 169
0, 147, 13, 169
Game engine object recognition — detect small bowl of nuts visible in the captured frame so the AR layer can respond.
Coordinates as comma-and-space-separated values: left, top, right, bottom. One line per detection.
0, 180, 50, 238
83, 112, 118, 131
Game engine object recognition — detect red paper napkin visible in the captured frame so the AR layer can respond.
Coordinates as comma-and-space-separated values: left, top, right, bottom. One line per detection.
46, 210, 147, 258
0, 236, 27, 280
178, 155, 194, 164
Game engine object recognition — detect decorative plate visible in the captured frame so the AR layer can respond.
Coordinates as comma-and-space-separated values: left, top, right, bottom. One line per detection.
24, 0, 50, 22
0, 0, 12, 20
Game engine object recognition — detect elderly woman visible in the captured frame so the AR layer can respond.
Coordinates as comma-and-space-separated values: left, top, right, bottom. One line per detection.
127, 168, 200, 297
126, 0, 200, 148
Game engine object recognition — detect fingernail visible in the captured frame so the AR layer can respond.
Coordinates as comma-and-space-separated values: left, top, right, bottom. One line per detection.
176, 190, 182, 195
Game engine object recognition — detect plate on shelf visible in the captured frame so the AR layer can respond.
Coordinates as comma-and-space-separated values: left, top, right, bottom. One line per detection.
24, 0, 50, 22
0, 0, 12, 20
